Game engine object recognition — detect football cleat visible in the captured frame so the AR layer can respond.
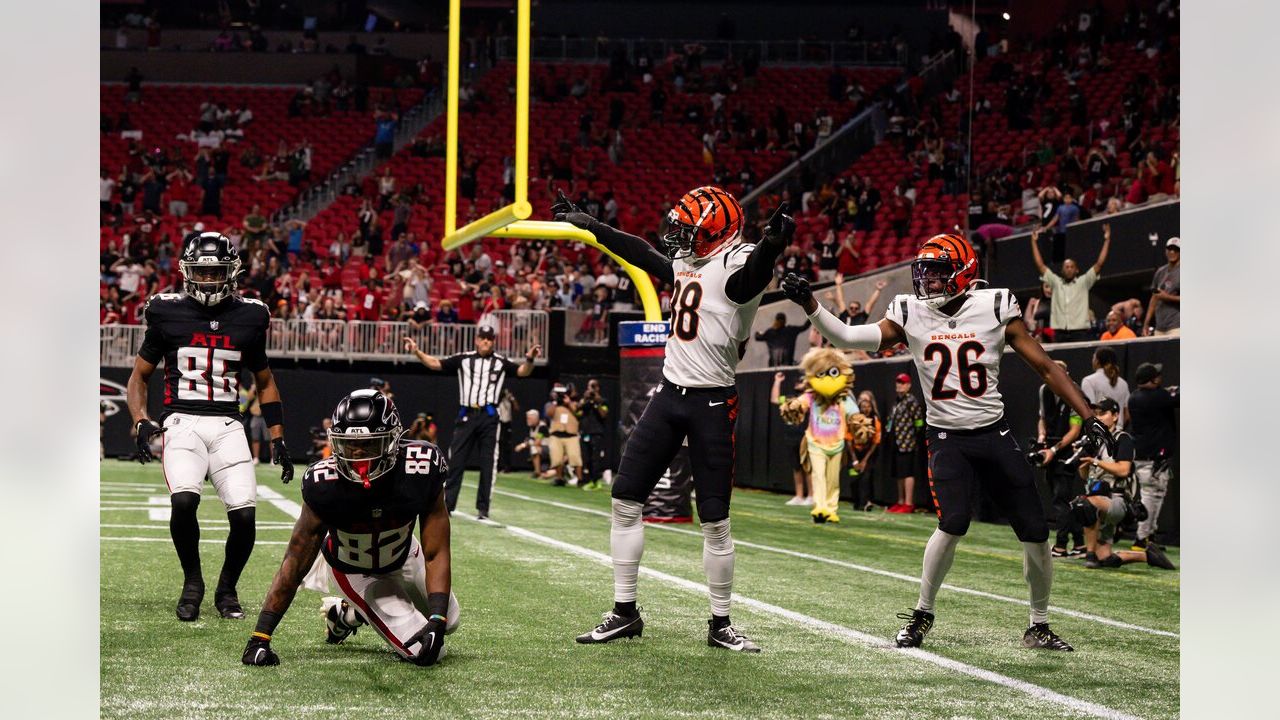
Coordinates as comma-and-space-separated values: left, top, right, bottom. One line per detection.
1051, 546, 1070, 558
1144, 544, 1176, 570
322, 596, 364, 644
575, 610, 644, 644
214, 588, 245, 620
1022, 623, 1074, 651
176, 579, 204, 622
894, 609, 935, 648
708, 621, 761, 652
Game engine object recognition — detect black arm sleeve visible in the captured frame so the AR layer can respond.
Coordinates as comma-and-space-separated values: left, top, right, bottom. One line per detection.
242, 312, 271, 372
138, 322, 166, 365
585, 218, 674, 286
725, 239, 786, 305
440, 354, 463, 373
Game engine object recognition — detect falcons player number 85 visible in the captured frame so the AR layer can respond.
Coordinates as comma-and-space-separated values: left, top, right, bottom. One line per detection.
176, 347, 242, 401
670, 280, 703, 341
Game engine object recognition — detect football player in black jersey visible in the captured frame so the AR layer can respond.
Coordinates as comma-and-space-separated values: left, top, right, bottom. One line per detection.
243, 389, 459, 667
127, 232, 295, 622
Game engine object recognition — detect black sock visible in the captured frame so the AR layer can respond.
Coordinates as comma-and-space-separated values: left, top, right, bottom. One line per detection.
170, 492, 203, 584
711, 614, 731, 630
217, 507, 256, 595
613, 601, 638, 618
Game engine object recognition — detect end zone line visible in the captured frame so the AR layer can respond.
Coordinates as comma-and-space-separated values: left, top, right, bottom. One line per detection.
459, 513, 1140, 720
476, 484, 1178, 640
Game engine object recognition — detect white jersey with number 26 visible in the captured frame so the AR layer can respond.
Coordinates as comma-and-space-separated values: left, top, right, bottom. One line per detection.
886, 289, 1021, 431
662, 242, 763, 388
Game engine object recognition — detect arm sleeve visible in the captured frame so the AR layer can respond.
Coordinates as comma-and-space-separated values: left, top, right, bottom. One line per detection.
242, 309, 271, 372
806, 303, 883, 351
585, 218, 674, 286
725, 239, 786, 304
137, 303, 166, 364
440, 354, 463, 373
500, 354, 520, 373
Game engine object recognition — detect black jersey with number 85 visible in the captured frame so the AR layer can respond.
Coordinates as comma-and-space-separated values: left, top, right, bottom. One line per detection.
137, 293, 271, 420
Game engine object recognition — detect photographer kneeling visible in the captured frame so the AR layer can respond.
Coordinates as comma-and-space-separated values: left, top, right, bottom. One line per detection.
1069, 399, 1176, 571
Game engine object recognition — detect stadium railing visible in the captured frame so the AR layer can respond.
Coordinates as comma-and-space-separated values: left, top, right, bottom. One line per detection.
495, 37, 908, 66
99, 310, 549, 367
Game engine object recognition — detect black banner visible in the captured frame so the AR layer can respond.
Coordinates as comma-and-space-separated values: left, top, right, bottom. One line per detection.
618, 348, 693, 523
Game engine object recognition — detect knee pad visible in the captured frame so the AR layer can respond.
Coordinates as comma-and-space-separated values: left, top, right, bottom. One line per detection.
171, 491, 201, 515
1069, 496, 1098, 528
696, 496, 730, 524
611, 498, 643, 527
701, 518, 733, 554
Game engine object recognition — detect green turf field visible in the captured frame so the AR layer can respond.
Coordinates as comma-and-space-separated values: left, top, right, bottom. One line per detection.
100, 460, 1179, 719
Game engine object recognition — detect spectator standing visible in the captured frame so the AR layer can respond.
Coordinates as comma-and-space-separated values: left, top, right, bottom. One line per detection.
1126, 362, 1178, 547
1081, 347, 1130, 430
885, 373, 925, 514
1031, 224, 1111, 342
576, 379, 610, 490
1042, 192, 1081, 263
373, 110, 398, 159
849, 390, 882, 512
754, 312, 810, 366
1144, 237, 1180, 336
403, 326, 541, 519
1033, 360, 1085, 556
835, 276, 887, 326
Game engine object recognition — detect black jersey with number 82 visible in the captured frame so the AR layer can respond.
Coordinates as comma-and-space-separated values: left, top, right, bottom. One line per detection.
137, 293, 271, 420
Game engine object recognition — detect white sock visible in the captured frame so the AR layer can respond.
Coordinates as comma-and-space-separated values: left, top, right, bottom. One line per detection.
917, 528, 961, 613
701, 518, 735, 618
610, 499, 645, 603
1022, 540, 1053, 625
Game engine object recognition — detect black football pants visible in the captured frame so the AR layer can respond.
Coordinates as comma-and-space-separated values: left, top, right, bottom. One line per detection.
444, 410, 499, 515
611, 381, 738, 523
925, 420, 1049, 543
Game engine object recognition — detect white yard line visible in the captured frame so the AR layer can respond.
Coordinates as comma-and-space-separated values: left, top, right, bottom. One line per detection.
256, 485, 304, 520
100, 523, 296, 531
478, 485, 1179, 640
100, 537, 289, 546
459, 514, 1141, 720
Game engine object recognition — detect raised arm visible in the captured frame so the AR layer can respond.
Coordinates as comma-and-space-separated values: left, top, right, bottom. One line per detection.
834, 272, 848, 313
1092, 223, 1112, 274
1030, 227, 1049, 278
865, 278, 888, 315
516, 343, 541, 377
724, 202, 796, 304
780, 273, 904, 351
553, 191, 673, 285
403, 335, 444, 371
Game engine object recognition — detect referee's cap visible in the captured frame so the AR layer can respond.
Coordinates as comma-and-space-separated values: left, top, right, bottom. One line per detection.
477, 324, 497, 339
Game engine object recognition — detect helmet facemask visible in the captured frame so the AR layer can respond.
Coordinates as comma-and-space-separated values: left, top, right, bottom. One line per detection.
661, 221, 701, 260
329, 427, 402, 488
912, 257, 968, 309
181, 257, 241, 306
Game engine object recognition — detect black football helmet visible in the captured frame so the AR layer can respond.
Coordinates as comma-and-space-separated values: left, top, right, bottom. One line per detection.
328, 389, 404, 488
179, 232, 242, 305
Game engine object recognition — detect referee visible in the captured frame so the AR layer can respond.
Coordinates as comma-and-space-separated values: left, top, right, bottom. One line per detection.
403, 325, 541, 519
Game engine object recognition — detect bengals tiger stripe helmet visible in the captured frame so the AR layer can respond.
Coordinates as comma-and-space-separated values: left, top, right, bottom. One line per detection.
911, 233, 979, 309
662, 186, 744, 260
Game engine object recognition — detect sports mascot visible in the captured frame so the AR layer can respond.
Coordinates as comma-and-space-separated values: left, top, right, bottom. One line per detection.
779, 348, 874, 523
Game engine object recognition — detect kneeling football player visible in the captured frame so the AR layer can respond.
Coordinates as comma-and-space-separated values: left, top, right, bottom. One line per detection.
242, 389, 460, 666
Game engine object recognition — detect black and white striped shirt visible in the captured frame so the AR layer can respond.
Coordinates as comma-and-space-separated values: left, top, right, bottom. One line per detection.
441, 351, 520, 408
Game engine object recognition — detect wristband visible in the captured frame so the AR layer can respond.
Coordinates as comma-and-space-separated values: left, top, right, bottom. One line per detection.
255, 610, 284, 637
260, 401, 284, 428
427, 592, 449, 618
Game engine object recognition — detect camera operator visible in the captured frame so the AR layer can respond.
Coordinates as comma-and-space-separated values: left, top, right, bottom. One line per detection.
1031, 360, 1086, 557
1127, 362, 1178, 548
407, 412, 438, 444
1069, 398, 1175, 570
514, 409, 549, 478
546, 384, 584, 487
576, 378, 610, 491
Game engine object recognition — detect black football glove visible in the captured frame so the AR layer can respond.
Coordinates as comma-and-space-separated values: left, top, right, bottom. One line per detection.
135, 419, 164, 464
780, 272, 814, 307
271, 437, 294, 484
406, 617, 447, 666
552, 190, 594, 229
1080, 417, 1117, 459
761, 201, 796, 247
241, 636, 280, 666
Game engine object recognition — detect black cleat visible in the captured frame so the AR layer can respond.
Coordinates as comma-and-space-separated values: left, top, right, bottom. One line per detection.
476, 513, 490, 521
894, 609, 934, 648
214, 588, 244, 619
1023, 622, 1074, 651
1144, 544, 1176, 570
176, 579, 204, 622
322, 596, 363, 643
575, 610, 644, 644
707, 621, 761, 652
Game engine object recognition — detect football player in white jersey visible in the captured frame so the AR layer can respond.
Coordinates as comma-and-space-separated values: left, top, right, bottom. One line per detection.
781, 233, 1114, 652
552, 187, 794, 652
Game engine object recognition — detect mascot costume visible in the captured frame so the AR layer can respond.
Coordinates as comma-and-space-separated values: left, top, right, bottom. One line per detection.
778, 348, 874, 523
